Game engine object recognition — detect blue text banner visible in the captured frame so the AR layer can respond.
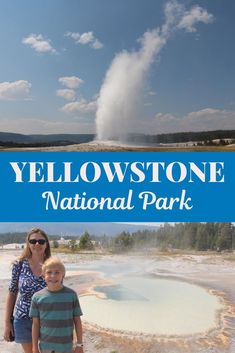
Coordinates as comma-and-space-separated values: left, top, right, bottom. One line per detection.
0, 151, 234, 222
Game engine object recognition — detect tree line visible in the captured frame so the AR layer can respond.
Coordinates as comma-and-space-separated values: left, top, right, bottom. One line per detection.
127, 130, 235, 145
109, 223, 235, 252
0, 223, 234, 253
0, 232, 61, 245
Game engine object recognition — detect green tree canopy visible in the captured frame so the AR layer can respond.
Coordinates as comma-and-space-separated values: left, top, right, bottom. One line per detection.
79, 231, 94, 250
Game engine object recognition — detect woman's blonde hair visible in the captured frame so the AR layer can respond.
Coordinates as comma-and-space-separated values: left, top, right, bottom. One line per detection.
19, 228, 51, 261
42, 256, 65, 275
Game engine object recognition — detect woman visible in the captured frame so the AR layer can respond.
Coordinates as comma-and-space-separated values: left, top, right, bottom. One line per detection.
4, 228, 51, 353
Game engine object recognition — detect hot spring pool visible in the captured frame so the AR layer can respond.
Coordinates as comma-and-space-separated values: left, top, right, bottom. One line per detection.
66, 261, 223, 335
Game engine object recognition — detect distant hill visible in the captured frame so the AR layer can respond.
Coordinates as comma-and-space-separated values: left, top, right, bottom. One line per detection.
0, 132, 95, 146
0, 130, 234, 147
0, 222, 159, 238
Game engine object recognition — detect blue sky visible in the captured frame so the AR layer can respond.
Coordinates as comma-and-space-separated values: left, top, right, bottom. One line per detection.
0, 0, 234, 136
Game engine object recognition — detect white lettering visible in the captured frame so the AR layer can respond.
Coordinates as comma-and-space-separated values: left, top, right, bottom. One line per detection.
209, 162, 224, 182
80, 162, 101, 183
166, 162, 187, 183
41, 189, 134, 210
10, 162, 27, 182
139, 189, 193, 210
102, 162, 129, 182
10, 161, 225, 184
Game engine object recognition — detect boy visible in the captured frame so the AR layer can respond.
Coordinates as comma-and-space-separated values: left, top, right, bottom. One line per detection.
30, 257, 84, 353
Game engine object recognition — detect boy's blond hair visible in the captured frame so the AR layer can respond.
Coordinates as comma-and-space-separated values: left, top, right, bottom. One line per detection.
42, 256, 66, 275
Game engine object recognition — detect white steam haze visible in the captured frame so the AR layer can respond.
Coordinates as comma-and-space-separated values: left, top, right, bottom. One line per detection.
95, 0, 214, 141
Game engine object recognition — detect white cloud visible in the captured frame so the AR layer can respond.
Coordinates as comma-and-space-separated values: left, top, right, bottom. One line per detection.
91, 39, 103, 49
0, 80, 32, 100
22, 34, 57, 54
177, 5, 214, 32
56, 89, 76, 101
79, 31, 94, 44
58, 76, 83, 89
150, 108, 235, 134
65, 32, 80, 41
65, 31, 103, 49
60, 98, 97, 114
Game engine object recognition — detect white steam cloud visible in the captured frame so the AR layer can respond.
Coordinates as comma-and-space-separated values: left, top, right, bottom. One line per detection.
95, 0, 214, 141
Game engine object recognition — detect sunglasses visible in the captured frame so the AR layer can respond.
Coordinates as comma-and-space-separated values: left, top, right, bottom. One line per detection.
29, 239, 47, 245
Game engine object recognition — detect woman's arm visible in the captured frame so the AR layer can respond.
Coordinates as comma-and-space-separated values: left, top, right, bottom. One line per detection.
4, 291, 17, 341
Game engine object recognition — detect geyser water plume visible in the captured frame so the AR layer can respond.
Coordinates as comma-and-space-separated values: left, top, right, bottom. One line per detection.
95, 29, 166, 142
95, 0, 214, 142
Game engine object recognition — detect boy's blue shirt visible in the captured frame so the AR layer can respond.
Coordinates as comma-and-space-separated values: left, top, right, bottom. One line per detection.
30, 285, 82, 353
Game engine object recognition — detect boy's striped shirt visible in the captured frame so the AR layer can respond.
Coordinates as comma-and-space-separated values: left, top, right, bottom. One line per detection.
30, 286, 82, 353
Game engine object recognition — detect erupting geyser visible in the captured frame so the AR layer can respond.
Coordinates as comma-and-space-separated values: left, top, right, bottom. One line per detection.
95, 30, 166, 142
95, 0, 213, 142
